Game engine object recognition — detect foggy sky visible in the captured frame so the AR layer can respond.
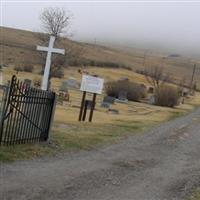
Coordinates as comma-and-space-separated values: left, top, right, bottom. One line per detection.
1, 1, 200, 58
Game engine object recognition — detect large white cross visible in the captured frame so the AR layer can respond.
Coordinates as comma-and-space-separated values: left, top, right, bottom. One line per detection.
36, 36, 65, 90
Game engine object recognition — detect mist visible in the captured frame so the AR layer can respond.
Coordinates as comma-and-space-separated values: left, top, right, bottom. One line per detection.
1, 1, 200, 58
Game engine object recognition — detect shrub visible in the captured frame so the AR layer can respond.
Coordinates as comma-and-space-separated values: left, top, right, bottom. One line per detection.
14, 65, 34, 72
105, 80, 146, 102
23, 65, 34, 72
155, 85, 180, 108
50, 67, 64, 78
14, 65, 24, 72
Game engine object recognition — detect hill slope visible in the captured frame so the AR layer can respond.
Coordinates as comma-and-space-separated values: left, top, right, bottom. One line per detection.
0, 26, 200, 87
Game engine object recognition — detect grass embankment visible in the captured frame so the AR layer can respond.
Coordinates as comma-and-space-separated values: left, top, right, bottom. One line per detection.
188, 189, 200, 200
1, 66, 200, 162
0, 92, 199, 162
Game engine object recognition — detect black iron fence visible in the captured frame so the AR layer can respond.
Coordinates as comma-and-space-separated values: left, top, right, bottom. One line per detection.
0, 75, 56, 146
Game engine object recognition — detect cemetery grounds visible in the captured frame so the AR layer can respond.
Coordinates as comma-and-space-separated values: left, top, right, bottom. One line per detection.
0, 66, 200, 162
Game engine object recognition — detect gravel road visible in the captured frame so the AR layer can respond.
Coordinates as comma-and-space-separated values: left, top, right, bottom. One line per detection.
1, 108, 200, 200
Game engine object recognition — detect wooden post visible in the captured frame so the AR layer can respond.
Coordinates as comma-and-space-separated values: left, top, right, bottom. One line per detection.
190, 63, 196, 91
82, 100, 88, 121
79, 91, 86, 121
89, 93, 97, 122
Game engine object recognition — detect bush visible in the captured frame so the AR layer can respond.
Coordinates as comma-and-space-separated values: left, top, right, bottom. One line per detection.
105, 80, 147, 102
155, 86, 180, 108
14, 65, 24, 72
50, 67, 64, 78
14, 65, 34, 72
23, 65, 34, 72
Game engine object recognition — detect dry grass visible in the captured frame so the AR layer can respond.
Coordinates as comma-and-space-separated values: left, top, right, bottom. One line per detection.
188, 189, 200, 200
1, 26, 200, 89
1, 66, 200, 162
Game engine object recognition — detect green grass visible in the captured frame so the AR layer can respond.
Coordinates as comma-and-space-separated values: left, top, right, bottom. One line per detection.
188, 189, 200, 200
0, 105, 197, 163
0, 121, 149, 162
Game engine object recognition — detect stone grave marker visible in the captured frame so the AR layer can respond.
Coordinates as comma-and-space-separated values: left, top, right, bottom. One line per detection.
59, 81, 69, 92
119, 76, 129, 81
101, 96, 115, 108
60, 78, 79, 91
24, 79, 32, 87
115, 91, 128, 103
107, 108, 119, 114
148, 95, 156, 105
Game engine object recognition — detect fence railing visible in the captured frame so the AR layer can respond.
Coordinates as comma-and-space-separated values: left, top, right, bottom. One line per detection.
0, 75, 56, 146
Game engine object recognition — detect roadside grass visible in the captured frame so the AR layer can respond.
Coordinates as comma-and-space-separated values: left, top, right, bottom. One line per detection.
0, 67, 200, 163
0, 106, 191, 163
188, 189, 200, 200
0, 92, 199, 163
0, 122, 144, 162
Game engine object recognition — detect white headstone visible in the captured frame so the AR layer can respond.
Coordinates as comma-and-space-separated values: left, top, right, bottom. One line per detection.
36, 36, 65, 90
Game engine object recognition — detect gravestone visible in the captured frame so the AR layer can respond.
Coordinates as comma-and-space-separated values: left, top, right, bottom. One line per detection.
59, 81, 69, 92
24, 79, 32, 87
119, 76, 129, 81
60, 78, 79, 91
182, 88, 189, 97
148, 95, 156, 105
115, 91, 128, 103
118, 91, 127, 101
57, 91, 70, 105
67, 78, 79, 89
107, 108, 119, 114
101, 96, 115, 108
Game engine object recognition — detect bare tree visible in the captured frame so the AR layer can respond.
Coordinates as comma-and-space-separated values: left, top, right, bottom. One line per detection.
144, 65, 171, 89
40, 7, 71, 38
38, 7, 84, 89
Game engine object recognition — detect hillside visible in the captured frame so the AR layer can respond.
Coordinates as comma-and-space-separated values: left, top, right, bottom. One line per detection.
0, 26, 200, 88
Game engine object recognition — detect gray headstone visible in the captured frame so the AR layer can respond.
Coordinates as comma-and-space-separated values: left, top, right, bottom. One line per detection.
59, 81, 69, 92
101, 102, 110, 109
119, 76, 129, 81
101, 96, 115, 108
66, 78, 79, 89
108, 108, 119, 114
148, 95, 155, 105
24, 79, 32, 87
118, 91, 127, 101
103, 96, 115, 104
60, 78, 79, 91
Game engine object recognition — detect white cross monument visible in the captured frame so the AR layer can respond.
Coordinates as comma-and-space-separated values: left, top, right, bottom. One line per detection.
36, 36, 65, 90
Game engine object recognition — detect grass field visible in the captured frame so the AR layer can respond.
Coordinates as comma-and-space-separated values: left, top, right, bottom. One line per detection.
0, 65, 200, 162
1, 26, 200, 162
1, 26, 200, 89
188, 189, 200, 200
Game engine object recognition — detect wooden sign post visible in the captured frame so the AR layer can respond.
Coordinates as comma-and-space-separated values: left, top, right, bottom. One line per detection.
79, 75, 104, 122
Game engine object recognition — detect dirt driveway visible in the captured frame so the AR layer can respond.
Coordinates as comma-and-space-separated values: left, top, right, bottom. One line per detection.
1, 108, 200, 200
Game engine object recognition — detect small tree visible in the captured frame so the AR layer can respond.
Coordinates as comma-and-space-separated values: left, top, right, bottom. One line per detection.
40, 7, 71, 38
155, 85, 180, 108
144, 65, 171, 90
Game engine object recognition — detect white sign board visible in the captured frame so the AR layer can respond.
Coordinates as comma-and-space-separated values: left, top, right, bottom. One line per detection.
80, 75, 104, 94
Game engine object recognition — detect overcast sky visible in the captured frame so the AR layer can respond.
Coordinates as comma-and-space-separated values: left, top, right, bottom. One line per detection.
1, 1, 200, 58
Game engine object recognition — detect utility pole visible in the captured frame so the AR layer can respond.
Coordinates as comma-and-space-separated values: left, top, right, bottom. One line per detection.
143, 50, 150, 68
190, 63, 196, 90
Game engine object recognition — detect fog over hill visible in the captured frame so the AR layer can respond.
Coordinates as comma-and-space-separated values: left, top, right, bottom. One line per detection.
1, 1, 200, 59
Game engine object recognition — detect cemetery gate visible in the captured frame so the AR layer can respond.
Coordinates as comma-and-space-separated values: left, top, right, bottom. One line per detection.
0, 75, 56, 146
